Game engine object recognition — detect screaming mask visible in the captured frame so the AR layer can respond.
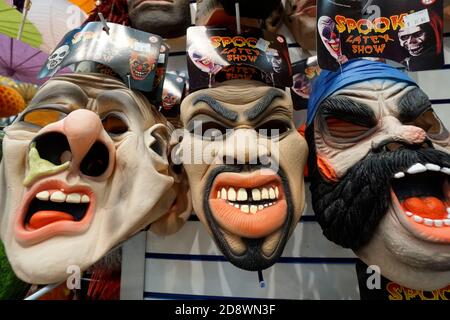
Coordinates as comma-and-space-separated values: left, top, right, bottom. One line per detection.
179, 80, 308, 271
306, 59, 450, 290
0, 73, 190, 284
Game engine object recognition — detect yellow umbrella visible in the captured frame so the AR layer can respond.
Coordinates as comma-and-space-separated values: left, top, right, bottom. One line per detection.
12, 82, 38, 104
0, 76, 38, 105
0, 75, 16, 87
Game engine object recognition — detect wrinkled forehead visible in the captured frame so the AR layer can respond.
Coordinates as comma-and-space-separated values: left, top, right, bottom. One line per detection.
181, 81, 292, 123
30, 76, 156, 123
328, 79, 421, 116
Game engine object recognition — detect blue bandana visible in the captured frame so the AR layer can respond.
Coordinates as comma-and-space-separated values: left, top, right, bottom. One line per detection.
307, 59, 417, 126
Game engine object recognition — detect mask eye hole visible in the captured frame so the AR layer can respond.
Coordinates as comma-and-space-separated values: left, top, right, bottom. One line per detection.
256, 119, 292, 139
407, 109, 449, 140
325, 117, 372, 139
21, 109, 67, 128
102, 113, 128, 136
189, 120, 228, 141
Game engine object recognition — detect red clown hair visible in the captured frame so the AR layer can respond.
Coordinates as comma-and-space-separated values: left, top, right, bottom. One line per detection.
84, 0, 130, 26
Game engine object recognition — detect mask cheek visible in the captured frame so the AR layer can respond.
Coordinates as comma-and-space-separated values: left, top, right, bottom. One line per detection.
317, 155, 338, 182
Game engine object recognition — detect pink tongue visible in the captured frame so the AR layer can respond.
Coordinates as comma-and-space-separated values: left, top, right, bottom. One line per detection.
28, 211, 75, 230
402, 197, 447, 220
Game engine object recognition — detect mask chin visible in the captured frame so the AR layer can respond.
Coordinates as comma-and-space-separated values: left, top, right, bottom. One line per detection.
356, 204, 450, 291
202, 165, 294, 271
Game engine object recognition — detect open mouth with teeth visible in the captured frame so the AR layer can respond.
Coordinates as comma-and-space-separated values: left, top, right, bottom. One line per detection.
329, 41, 341, 53
391, 163, 450, 243
208, 169, 287, 239
131, 69, 150, 81
408, 45, 424, 56
15, 180, 96, 246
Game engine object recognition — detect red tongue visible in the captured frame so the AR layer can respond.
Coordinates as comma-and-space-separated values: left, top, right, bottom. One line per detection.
401, 197, 447, 219
28, 211, 75, 230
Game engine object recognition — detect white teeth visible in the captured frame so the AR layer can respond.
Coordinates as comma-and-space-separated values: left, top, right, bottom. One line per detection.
234, 204, 240, 209
36, 190, 90, 204
264, 204, 268, 207
250, 205, 257, 214
221, 188, 227, 200
395, 163, 448, 177
252, 189, 261, 201
407, 163, 427, 174
66, 193, 81, 204
217, 191, 220, 199
269, 188, 276, 200
50, 191, 66, 203
425, 163, 441, 171
258, 205, 264, 210
36, 191, 50, 201
241, 205, 249, 213
409, 213, 450, 227
228, 188, 236, 201
275, 187, 279, 198
237, 188, 247, 201
261, 188, 269, 200
394, 172, 405, 179
434, 220, 443, 227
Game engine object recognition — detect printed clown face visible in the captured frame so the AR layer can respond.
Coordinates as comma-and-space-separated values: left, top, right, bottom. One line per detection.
398, 25, 428, 57
188, 46, 222, 75
0, 73, 190, 284
292, 73, 311, 99
162, 90, 177, 110
180, 80, 308, 271
307, 79, 450, 290
130, 51, 156, 81
318, 16, 347, 64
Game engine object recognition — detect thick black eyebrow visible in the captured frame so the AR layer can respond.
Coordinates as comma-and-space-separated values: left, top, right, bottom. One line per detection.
193, 95, 238, 122
319, 95, 377, 127
244, 89, 284, 121
398, 88, 431, 123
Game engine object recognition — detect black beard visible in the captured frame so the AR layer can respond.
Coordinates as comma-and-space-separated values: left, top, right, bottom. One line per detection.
306, 125, 450, 250
203, 164, 294, 271
128, 2, 191, 39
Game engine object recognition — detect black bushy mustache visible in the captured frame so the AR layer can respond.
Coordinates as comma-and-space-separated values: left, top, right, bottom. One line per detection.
306, 126, 450, 250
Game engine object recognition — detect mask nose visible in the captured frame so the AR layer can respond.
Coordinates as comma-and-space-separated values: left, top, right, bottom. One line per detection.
218, 129, 272, 166
26, 109, 115, 185
63, 109, 105, 169
372, 116, 428, 152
